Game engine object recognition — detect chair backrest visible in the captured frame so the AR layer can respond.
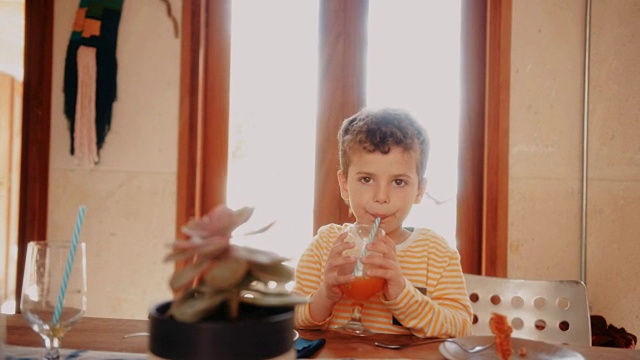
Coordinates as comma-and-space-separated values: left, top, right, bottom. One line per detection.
463, 274, 592, 346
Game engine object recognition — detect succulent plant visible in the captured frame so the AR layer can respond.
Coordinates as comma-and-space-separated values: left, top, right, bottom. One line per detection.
165, 205, 308, 323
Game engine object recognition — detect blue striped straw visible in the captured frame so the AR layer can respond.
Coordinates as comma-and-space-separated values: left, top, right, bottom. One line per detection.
354, 217, 380, 277
53, 205, 86, 325
368, 217, 381, 244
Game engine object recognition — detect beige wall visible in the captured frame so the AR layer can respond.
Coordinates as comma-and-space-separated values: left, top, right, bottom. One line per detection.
48, 1, 180, 319
510, 0, 640, 338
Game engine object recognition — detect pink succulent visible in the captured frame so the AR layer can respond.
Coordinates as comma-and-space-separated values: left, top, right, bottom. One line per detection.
165, 205, 305, 322
181, 205, 254, 239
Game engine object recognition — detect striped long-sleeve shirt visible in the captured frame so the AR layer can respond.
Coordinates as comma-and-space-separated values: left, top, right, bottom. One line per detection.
292, 223, 473, 338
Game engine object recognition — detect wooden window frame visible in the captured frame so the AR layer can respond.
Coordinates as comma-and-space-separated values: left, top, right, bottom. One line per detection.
175, 0, 231, 237
457, 0, 511, 275
16, 0, 511, 308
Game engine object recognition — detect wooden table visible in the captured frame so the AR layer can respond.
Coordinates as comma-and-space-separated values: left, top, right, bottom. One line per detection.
6, 315, 639, 359
296, 329, 639, 359
6, 315, 149, 354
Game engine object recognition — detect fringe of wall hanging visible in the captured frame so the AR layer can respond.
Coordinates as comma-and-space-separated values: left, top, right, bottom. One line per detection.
64, 0, 124, 167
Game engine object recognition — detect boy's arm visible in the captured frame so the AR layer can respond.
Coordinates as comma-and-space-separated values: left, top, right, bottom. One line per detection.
382, 250, 473, 338
292, 242, 332, 329
292, 227, 348, 329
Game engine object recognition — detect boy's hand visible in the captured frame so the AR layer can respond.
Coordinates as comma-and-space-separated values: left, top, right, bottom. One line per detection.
320, 232, 356, 303
361, 235, 405, 301
309, 231, 356, 323
316, 232, 356, 303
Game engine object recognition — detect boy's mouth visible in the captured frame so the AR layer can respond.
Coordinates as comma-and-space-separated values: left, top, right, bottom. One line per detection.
368, 213, 388, 222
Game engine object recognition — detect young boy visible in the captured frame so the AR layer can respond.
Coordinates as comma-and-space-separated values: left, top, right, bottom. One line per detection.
292, 107, 472, 338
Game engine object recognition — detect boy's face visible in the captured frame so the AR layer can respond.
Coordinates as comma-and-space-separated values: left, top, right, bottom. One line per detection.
337, 145, 426, 239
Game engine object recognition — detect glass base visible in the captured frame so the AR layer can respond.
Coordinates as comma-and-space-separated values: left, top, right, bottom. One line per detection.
334, 320, 376, 336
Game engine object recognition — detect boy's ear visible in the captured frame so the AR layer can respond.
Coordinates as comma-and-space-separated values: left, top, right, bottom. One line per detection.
337, 170, 349, 201
414, 177, 427, 204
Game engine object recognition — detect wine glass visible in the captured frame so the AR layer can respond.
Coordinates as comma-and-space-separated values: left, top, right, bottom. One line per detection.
21, 241, 87, 360
335, 224, 385, 336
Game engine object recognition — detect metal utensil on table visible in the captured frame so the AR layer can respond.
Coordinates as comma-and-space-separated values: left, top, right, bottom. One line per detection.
123, 332, 150, 339
375, 338, 494, 353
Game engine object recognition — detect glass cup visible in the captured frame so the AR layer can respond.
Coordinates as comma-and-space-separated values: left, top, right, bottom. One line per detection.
335, 224, 385, 336
20, 241, 87, 360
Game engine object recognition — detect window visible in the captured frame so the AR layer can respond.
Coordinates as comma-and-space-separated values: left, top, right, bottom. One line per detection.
175, 0, 510, 276
227, 1, 462, 260
367, 1, 461, 247
227, 1, 319, 264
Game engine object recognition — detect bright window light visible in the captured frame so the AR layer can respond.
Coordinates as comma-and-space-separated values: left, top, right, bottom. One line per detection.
367, 1, 462, 248
227, 1, 319, 266
227, 2, 462, 265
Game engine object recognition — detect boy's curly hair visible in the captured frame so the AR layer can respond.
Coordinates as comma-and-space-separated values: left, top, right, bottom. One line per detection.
338, 107, 430, 178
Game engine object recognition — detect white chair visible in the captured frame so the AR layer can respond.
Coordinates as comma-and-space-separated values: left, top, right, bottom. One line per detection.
463, 273, 592, 346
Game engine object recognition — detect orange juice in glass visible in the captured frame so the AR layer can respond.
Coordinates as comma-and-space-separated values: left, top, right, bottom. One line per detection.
336, 223, 385, 336
340, 276, 385, 302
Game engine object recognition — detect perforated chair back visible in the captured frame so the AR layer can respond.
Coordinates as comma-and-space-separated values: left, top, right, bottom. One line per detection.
464, 274, 592, 346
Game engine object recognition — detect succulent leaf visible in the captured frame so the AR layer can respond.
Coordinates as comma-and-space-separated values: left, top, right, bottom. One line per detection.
250, 262, 294, 283
247, 281, 289, 295
232, 245, 288, 265
169, 259, 211, 292
181, 205, 254, 238
243, 221, 276, 236
203, 256, 250, 290
240, 291, 309, 307
166, 205, 309, 322
171, 287, 230, 323
165, 238, 230, 262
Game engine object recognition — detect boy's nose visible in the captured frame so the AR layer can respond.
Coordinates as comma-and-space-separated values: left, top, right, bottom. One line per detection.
374, 185, 390, 204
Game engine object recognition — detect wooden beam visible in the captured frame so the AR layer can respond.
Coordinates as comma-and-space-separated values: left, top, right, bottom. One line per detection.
201, 0, 231, 213
176, 0, 203, 240
16, 0, 53, 311
314, 0, 368, 232
483, 0, 511, 277
457, 0, 511, 276
457, 0, 487, 275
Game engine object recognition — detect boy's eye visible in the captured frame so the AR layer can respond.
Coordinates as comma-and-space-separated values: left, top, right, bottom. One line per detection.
359, 176, 372, 184
393, 179, 407, 186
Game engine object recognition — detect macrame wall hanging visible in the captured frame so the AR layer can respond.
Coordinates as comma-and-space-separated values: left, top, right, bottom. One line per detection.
64, 0, 124, 168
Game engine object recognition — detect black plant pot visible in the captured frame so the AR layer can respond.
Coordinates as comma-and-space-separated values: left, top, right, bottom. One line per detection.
149, 301, 295, 360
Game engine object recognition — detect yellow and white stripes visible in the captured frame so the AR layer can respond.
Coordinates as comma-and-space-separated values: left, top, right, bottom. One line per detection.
293, 223, 473, 338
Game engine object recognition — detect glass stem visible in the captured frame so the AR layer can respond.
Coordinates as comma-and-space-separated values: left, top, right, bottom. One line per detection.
350, 302, 364, 323
43, 336, 61, 360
